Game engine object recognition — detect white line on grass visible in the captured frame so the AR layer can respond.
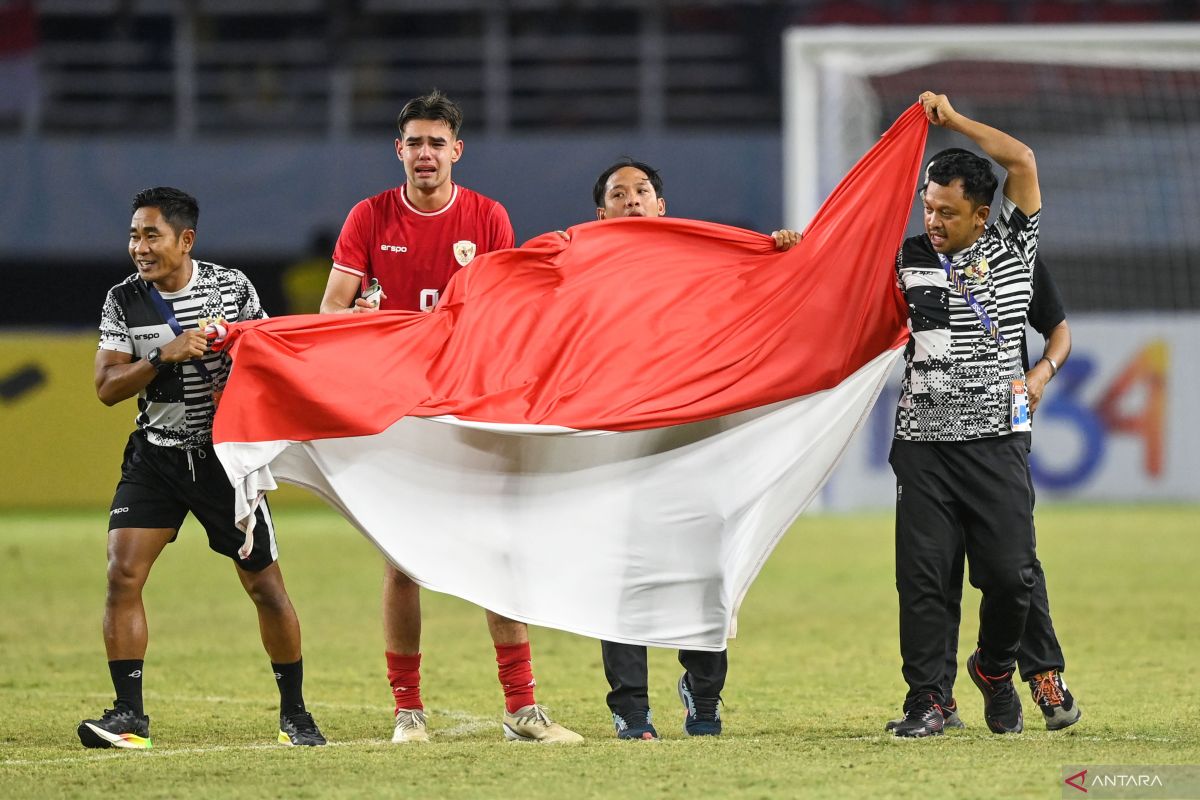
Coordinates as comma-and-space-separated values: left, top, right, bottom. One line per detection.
850, 733, 1180, 743
1072, 734, 1179, 743
433, 709, 503, 737
1, 705, 500, 768
0, 738, 381, 767
25, 689, 502, 723
25, 690, 385, 711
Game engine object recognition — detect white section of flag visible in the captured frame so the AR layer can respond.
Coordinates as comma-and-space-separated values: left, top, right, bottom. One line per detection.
217, 346, 902, 650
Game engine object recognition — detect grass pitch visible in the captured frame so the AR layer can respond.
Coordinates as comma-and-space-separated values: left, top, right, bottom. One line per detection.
2, 505, 1197, 799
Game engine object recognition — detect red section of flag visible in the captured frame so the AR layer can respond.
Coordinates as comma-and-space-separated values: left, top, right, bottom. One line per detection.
213, 105, 926, 444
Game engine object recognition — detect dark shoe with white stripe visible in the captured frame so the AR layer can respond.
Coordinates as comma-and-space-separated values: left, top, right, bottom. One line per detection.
613, 708, 659, 740
890, 695, 944, 738
678, 673, 722, 736
886, 697, 964, 731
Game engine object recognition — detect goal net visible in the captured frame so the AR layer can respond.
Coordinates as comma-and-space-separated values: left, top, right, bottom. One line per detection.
783, 24, 1200, 310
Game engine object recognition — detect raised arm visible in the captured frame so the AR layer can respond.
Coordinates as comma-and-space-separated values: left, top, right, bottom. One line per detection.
919, 91, 1040, 217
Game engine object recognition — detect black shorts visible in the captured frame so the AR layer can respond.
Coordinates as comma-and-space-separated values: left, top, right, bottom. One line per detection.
108, 429, 278, 572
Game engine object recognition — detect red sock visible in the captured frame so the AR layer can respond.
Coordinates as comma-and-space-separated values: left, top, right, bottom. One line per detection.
385, 652, 423, 712
495, 642, 536, 713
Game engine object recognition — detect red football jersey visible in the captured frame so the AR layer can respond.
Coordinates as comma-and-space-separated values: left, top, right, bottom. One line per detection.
332, 183, 515, 311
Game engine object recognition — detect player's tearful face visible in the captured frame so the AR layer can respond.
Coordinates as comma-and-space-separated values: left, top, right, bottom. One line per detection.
922, 178, 988, 254
597, 166, 666, 220
128, 206, 193, 286
396, 119, 463, 192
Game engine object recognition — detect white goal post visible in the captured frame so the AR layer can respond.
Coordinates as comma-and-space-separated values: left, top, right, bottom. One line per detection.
783, 24, 1200, 509
783, 24, 1200, 231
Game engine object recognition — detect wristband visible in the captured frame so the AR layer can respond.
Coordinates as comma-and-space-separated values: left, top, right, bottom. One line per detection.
1040, 356, 1058, 377
147, 347, 165, 369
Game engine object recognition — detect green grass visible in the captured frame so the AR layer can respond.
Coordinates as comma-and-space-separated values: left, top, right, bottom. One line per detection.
2, 505, 1198, 799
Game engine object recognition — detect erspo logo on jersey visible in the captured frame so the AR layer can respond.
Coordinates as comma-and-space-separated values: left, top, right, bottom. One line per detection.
380, 244, 408, 253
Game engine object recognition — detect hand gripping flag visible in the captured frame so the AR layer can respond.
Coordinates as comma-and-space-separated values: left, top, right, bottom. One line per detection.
212, 105, 927, 649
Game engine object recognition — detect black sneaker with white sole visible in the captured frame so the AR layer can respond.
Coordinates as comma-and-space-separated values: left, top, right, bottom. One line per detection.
77, 707, 152, 749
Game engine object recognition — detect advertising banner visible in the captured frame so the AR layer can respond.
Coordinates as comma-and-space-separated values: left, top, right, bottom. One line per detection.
822, 314, 1200, 510
3, 315, 1196, 511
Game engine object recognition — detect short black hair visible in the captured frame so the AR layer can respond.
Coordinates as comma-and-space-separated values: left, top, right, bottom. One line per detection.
397, 89, 463, 138
924, 147, 973, 181
131, 187, 199, 234
924, 148, 997, 208
593, 158, 664, 208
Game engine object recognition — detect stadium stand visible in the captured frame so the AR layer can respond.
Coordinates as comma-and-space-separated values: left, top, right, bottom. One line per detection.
28, 0, 1193, 138
3, 0, 1197, 326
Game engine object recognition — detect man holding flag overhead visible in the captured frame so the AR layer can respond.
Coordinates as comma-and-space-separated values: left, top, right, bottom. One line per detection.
888, 92, 1046, 738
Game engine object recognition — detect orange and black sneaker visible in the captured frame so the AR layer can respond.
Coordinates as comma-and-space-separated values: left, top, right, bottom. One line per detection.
1028, 670, 1081, 731
967, 650, 1023, 734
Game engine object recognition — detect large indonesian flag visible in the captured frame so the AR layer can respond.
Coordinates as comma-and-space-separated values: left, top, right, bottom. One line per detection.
213, 105, 927, 650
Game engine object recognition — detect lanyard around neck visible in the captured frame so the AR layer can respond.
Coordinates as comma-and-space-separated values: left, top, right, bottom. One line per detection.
146, 282, 213, 381
938, 253, 1005, 346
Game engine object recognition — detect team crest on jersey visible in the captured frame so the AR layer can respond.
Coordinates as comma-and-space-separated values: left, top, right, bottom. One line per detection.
964, 256, 989, 283
453, 240, 477, 267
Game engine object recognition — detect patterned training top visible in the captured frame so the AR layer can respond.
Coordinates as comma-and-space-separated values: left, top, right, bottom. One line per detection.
98, 259, 265, 449
894, 196, 1040, 442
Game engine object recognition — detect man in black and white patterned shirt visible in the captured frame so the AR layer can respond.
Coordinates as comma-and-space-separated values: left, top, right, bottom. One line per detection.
884, 150, 1081, 737
887, 93, 1048, 739
79, 187, 326, 750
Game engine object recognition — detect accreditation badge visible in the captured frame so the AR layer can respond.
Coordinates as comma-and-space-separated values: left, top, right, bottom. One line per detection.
453, 240, 477, 267
1010, 379, 1031, 432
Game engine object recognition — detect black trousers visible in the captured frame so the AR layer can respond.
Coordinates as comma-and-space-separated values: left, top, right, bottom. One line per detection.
891, 434, 1037, 710
944, 562, 1065, 693
943, 441, 1066, 689
601, 641, 727, 716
